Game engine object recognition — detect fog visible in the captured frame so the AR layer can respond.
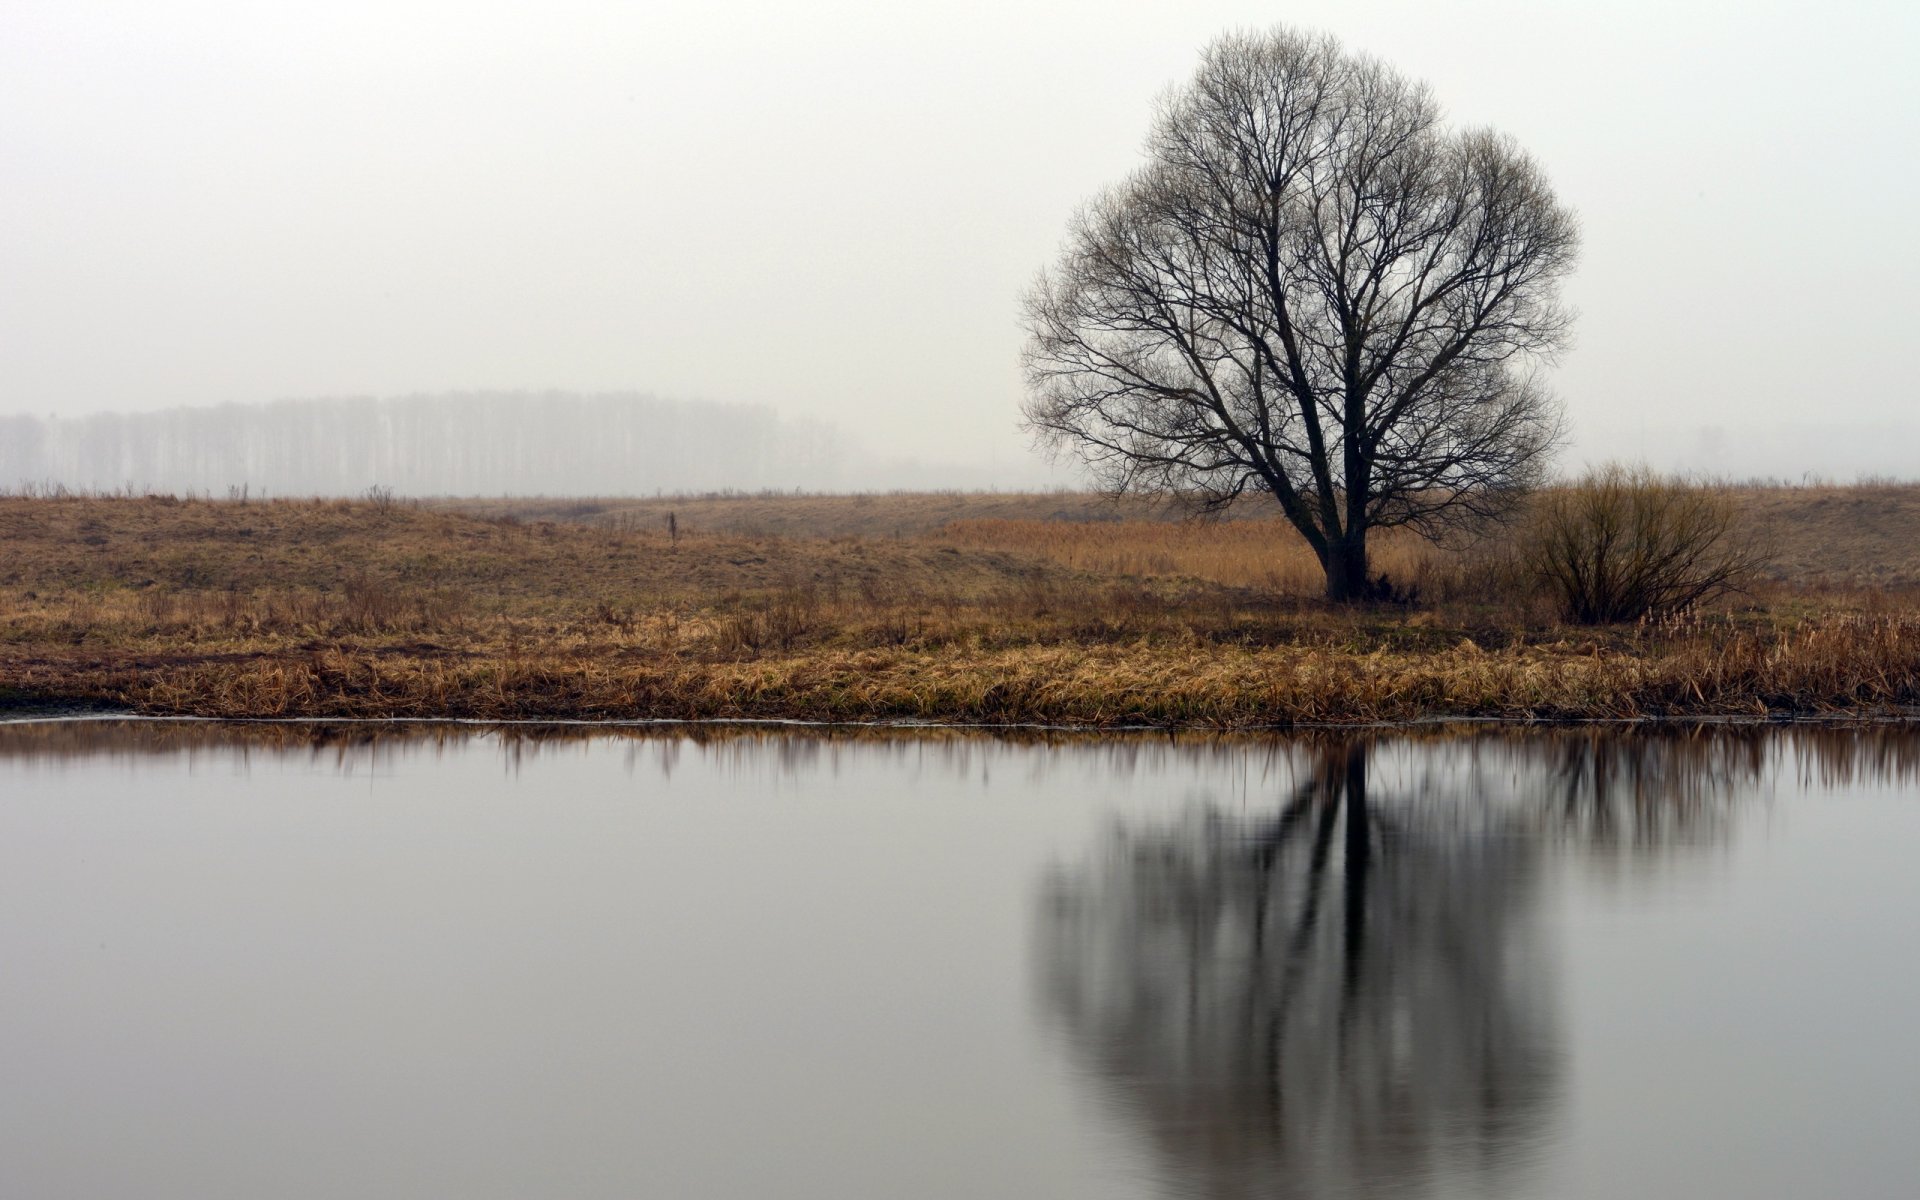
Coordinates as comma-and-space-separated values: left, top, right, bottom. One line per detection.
3, 1, 1915, 490
0, 392, 1047, 496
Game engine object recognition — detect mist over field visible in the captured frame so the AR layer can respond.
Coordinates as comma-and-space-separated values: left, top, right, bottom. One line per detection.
5, 3, 1916, 494
0, 393, 1067, 497
6, 393, 1908, 497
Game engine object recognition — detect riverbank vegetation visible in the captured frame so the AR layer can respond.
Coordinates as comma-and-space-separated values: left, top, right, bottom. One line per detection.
2, 482, 1917, 726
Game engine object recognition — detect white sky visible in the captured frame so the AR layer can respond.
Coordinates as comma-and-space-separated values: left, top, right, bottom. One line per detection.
3, 1, 1916, 481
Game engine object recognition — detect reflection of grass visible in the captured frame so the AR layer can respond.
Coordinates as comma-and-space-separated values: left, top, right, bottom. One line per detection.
4, 493, 1920, 725
9, 722, 1916, 803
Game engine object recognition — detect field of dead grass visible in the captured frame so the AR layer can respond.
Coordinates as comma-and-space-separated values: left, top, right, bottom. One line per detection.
3, 487, 1918, 725
438, 490, 1182, 539
446, 483, 1920, 592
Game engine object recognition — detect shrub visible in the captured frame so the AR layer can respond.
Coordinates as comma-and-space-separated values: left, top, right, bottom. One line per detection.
1527, 465, 1764, 623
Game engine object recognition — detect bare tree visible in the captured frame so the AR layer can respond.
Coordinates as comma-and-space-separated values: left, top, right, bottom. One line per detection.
1037, 741, 1561, 1198
1036, 730, 1767, 1197
1023, 28, 1579, 601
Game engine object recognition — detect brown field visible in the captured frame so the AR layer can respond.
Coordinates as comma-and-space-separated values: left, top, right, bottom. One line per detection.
3, 485, 1918, 726
441, 483, 1920, 591
436, 490, 1189, 539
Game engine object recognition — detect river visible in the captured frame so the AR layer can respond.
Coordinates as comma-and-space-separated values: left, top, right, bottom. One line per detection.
2, 720, 1916, 1199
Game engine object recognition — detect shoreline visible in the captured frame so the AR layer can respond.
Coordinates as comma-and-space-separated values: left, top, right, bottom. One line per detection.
6, 709, 1919, 732
7, 634, 1918, 730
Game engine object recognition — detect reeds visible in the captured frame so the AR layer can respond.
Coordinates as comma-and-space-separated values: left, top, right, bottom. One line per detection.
18, 610, 1911, 726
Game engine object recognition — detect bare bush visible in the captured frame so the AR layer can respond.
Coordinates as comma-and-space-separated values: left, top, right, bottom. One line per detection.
137, 587, 177, 627
1527, 466, 1765, 623
593, 599, 637, 633
340, 571, 405, 632
714, 586, 821, 654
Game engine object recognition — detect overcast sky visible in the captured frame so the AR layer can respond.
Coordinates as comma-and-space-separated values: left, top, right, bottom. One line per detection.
3, 1, 1916, 481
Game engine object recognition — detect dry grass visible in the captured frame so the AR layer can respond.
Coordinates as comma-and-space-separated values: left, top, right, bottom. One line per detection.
436, 490, 1183, 540
1736, 483, 1920, 588
12, 612, 1920, 727
928, 517, 1497, 600
3, 487, 1918, 726
439, 483, 1920, 591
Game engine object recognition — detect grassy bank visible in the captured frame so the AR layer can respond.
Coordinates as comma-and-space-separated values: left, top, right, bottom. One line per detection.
3, 489, 1918, 726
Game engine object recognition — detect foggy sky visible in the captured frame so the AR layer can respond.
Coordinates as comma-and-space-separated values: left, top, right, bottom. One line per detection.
4, 1, 1916, 485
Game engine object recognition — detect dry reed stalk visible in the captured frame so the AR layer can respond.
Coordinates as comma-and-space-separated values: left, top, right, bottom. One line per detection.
7, 612, 1910, 727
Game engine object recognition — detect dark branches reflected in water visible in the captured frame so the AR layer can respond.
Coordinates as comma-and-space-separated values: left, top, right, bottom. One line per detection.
4, 719, 1920, 1199
1034, 729, 1912, 1200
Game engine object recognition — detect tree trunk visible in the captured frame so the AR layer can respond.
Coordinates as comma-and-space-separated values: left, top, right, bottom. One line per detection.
1340, 742, 1371, 1009
1322, 531, 1371, 603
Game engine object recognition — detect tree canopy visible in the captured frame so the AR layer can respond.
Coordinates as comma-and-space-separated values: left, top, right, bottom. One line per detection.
1023, 28, 1579, 600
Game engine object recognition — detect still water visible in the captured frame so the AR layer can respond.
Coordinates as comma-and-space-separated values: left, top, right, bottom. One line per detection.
2, 720, 1917, 1199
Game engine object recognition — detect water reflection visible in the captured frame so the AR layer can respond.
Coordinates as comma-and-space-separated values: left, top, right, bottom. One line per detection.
1038, 743, 1555, 1197
6, 717, 1917, 797
1034, 729, 1918, 1200
0, 717, 1307, 785
5, 719, 1920, 1198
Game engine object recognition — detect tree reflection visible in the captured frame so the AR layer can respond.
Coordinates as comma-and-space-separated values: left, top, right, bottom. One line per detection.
1035, 731, 1826, 1199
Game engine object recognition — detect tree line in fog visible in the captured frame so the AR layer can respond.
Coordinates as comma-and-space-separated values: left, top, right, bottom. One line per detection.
0, 391, 860, 497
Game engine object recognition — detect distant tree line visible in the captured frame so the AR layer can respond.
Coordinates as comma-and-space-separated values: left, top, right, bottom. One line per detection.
0, 391, 855, 496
